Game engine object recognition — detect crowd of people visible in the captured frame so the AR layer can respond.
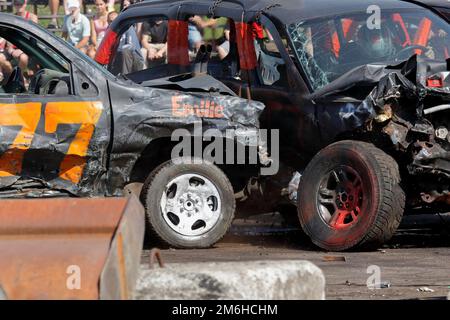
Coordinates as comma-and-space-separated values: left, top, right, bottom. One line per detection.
57, 0, 126, 57
0, 0, 144, 82
0, 0, 234, 82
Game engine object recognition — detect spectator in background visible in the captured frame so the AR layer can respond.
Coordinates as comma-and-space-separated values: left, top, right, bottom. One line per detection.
0, 38, 13, 84
188, 16, 218, 51
87, 0, 109, 59
1, 0, 38, 75
0, 55, 13, 84
49, 0, 75, 29
14, 0, 38, 23
0, 0, 8, 12
103, 0, 115, 12
49, 0, 63, 28
217, 20, 231, 60
49, 0, 115, 29
107, 9, 118, 23
120, 0, 142, 36
140, 18, 167, 67
107, 10, 144, 75
62, 0, 91, 54
120, 0, 138, 11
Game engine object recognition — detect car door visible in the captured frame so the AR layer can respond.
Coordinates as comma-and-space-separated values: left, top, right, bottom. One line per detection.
243, 17, 319, 167
0, 23, 111, 197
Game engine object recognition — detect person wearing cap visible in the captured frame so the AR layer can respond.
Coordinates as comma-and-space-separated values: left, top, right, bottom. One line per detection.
62, 0, 91, 54
49, 0, 116, 30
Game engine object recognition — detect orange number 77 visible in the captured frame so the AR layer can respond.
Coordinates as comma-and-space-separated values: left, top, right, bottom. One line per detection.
0, 103, 41, 177
0, 101, 103, 184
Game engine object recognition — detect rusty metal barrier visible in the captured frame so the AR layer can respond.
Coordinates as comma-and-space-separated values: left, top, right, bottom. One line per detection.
149, 248, 165, 269
0, 195, 145, 300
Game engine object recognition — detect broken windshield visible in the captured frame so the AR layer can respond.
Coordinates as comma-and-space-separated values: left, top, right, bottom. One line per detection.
288, 8, 450, 91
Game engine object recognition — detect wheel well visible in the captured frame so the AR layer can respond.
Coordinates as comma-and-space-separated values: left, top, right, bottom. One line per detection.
128, 136, 259, 193
129, 137, 175, 184
332, 131, 411, 191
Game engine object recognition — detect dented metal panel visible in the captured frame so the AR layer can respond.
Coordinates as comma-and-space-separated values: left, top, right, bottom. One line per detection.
0, 99, 111, 197
99, 195, 146, 300
105, 78, 265, 191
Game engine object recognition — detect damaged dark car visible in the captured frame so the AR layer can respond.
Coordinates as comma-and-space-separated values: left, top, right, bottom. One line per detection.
0, 13, 268, 248
98, 0, 450, 251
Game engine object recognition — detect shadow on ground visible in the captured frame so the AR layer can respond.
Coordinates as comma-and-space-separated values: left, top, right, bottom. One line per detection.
143, 211, 450, 251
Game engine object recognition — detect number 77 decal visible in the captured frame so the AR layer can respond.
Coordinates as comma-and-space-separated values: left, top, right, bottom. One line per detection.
0, 103, 41, 177
45, 101, 103, 184
0, 101, 103, 184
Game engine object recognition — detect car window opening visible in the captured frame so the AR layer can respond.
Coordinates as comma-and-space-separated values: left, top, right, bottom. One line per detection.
288, 8, 450, 91
0, 27, 71, 96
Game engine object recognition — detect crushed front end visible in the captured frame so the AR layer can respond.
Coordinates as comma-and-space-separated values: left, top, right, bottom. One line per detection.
359, 56, 450, 208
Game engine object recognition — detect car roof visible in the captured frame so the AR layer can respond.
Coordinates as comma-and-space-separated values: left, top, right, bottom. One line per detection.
130, 0, 426, 25
412, 0, 450, 7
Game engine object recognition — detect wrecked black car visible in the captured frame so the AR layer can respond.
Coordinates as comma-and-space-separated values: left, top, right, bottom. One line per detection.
98, 0, 450, 251
0, 13, 268, 248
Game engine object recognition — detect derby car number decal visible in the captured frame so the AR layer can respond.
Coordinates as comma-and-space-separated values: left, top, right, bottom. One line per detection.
0, 101, 103, 184
171, 96, 224, 118
45, 101, 103, 184
0, 103, 41, 177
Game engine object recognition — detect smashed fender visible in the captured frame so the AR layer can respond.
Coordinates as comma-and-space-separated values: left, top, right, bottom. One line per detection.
314, 55, 450, 178
102, 80, 266, 196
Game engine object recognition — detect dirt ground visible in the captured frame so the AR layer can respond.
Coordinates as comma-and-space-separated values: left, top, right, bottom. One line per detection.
142, 212, 450, 300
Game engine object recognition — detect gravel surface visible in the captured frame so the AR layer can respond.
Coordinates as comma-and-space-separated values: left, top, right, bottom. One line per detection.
142, 212, 450, 300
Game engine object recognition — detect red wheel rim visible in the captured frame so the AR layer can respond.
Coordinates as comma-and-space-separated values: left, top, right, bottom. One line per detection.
316, 166, 363, 230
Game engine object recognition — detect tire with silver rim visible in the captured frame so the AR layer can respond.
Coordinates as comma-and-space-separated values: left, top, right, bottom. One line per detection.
298, 141, 405, 251
142, 158, 235, 248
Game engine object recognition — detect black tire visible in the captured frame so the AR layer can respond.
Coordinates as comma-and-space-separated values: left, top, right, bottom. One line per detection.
298, 141, 405, 251
141, 158, 236, 248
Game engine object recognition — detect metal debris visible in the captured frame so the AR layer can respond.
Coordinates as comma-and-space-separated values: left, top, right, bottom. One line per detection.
322, 256, 346, 262
369, 281, 391, 289
287, 172, 302, 203
417, 287, 435, 292
149, 248, 165, 269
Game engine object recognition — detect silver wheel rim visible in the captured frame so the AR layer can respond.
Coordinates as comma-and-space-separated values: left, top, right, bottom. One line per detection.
160, 173, 222, 236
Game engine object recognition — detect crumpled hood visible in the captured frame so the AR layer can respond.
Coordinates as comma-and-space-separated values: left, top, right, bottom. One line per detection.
311, 55, 450, 101
105, 81, 267, 195
111, 84, 266, 153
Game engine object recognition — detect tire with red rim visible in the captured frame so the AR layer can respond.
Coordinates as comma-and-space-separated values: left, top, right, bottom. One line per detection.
297, 141, 405, 251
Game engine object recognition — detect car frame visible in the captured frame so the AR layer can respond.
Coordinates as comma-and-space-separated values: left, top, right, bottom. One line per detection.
97, 0, 450, 251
